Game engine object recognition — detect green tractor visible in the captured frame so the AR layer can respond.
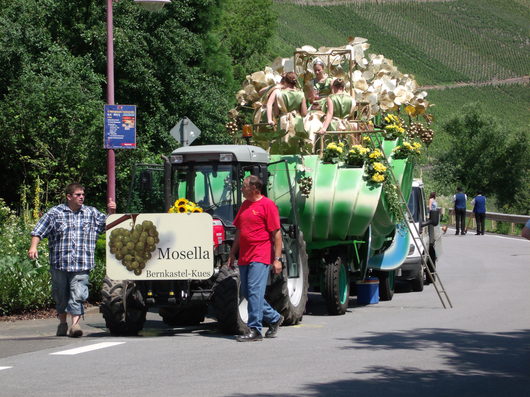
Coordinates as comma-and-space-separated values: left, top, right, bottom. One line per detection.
101, 137, 414, 335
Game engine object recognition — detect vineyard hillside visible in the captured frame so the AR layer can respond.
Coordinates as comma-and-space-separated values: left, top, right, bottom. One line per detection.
271, 0, 529, 129
272, 0, 529, 85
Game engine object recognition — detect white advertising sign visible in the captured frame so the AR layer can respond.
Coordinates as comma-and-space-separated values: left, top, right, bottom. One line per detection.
106, 213, 214, 280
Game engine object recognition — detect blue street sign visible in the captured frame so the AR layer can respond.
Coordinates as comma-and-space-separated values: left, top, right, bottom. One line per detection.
104, 105, 137, 149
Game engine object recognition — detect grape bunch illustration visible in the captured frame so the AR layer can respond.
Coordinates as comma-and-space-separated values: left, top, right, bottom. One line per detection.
108, 220, 159, 276
225, 120, 238, 135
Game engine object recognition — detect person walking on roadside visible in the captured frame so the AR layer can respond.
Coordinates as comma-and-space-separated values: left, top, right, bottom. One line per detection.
471, 192, 487, 235
228, 175, 284, 342
522, 219, 530, 240
428, 192, 438, 211
28, 183, 115, 338
453, 187, 467, 235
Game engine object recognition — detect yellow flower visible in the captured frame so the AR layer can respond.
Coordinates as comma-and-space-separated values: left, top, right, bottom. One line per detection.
338, 142, 345, 147
177, 205, 187, 213
384, 114, 399, 124
413, 142, 422, 149
192, 207, 203, 213
403, 142, 412, 148
336, 146, 343, 154
175, 198, 188, 207
373, 162, 387, 173
371, 173, 385, 183
369, 149, 383, 159
168, 207, 176, 213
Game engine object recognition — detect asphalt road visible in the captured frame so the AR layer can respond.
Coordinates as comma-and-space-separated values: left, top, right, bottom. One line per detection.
1, 231, 529, 397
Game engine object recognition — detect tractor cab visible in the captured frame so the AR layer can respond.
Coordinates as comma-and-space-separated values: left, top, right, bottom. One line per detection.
127, 145, 270, 221
167, 145, 269, 224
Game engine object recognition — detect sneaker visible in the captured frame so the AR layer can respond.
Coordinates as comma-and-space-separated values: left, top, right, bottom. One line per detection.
56, 322, 68, 337
236, 328, 262, 342
265, 315, 284, 338
68, 323, 83, 338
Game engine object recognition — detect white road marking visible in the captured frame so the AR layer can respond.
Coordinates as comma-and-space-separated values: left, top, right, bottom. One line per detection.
50, 342, 125, 356
0, 366, 13, 371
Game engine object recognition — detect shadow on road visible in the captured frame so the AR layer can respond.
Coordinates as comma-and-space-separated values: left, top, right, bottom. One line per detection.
222, 328, 530, 397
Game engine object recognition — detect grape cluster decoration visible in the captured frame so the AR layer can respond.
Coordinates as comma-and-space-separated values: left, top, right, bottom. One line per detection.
298, 176, 313, 197
225, 120, 238, 135
108, 220, 159, 276
408, 122, 434, 145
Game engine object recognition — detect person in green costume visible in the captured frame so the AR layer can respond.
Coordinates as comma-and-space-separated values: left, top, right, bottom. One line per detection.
318, 78, 359, 145
318, 79, 357, 132
265, 72, 308, 152
309, 59, 333, 107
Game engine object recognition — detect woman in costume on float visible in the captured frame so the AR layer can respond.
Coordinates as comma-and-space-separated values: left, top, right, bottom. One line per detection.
317, 78, 358, 145
265, 72, 308, 153
309, 59, 333, 106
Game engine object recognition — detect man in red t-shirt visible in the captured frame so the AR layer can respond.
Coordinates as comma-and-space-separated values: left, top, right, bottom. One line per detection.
228, 175, 283, 341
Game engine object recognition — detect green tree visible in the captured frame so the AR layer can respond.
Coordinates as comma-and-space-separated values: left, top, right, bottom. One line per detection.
0, 0, 235, 209
217, 0, 277, 86
430, 103, 529, 212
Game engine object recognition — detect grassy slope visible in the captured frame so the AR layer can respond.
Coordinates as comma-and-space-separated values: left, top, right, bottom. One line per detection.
427, 84, 530, 132
271, 0, 530, 129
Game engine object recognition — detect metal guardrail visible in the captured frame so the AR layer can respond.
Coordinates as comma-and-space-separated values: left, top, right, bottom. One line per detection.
443, 208, 529, 234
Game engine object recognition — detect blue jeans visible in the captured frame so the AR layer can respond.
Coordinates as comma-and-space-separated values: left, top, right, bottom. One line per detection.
50, 268, 90, 316
239, 262, 281, 333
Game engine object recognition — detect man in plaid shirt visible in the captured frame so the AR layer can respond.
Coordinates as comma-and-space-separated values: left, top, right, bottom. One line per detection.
28, 183, 115, 337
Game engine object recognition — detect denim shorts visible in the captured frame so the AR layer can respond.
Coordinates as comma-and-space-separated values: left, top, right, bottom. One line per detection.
50, 268, 90, 316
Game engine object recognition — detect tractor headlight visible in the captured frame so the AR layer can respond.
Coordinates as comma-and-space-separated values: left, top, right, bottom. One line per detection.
220, 153, 233, 162
171, 154, 183, 164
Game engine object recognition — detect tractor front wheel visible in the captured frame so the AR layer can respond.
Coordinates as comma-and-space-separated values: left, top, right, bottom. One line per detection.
100, 277, 147, 336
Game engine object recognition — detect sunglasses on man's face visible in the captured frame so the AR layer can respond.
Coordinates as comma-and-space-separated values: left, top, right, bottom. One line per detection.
72, 193, 85, 197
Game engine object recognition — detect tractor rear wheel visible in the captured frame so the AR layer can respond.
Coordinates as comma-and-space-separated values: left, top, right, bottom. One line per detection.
212, 265, 249, 335
100, 277, 147, 336
266, 231, 309, 325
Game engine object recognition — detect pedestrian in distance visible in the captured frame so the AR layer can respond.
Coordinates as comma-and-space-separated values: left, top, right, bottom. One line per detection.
453, 187, 467, 235
28, 183, 115, 338
228, 175, 284, 342
428, 192, 438, 211
522, 219, 530, 240
471, 191, 486, 235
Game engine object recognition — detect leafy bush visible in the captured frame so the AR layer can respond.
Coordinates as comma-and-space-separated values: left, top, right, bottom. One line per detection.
429, 104, 529, 212
0, 211, 53, 315
0, 256, 52, 315
89, 235, 107, 303
0, 208, 108, 315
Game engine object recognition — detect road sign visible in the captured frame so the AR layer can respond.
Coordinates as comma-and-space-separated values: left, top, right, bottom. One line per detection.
170, 117, 201, 146
104, 105, 137, 149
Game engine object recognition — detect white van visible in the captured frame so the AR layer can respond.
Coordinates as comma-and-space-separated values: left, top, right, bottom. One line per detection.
397, 179, 443, 291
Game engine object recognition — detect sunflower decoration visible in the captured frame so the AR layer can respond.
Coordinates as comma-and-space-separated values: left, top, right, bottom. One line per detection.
168, 198, 203, 214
